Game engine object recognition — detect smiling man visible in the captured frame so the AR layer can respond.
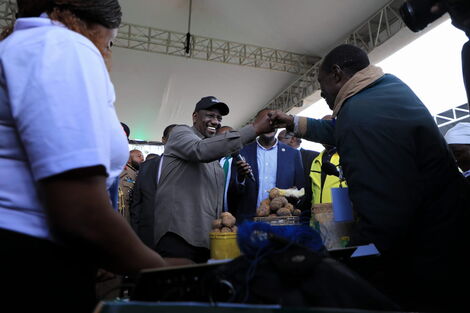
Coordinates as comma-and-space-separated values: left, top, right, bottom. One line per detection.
153, 96, 273, 263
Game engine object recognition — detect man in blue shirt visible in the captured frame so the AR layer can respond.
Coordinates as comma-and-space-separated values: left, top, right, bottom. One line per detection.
228, 109, 305, 224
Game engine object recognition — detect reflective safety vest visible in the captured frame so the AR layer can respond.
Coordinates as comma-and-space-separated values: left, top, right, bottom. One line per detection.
310, 150, 346, 204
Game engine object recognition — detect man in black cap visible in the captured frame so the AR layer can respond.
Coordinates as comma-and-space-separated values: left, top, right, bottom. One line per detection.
153, 96, 273, 263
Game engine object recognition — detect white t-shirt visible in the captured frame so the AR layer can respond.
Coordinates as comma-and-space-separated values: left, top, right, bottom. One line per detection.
0, 17, 128, 240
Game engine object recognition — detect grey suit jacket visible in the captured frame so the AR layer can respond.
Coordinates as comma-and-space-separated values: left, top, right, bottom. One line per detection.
154, 124, 257, 248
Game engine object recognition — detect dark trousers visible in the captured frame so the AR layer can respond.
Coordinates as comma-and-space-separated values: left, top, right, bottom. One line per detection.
0, 228, 98, 313
155, 232, 210, 264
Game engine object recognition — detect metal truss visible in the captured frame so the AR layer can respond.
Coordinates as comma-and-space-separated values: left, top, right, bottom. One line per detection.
0, 0, 15, 29
435, 104, 470, 136
435, 104, 470, 128
0, 0, 318, 74
115, 23, 318, 74
245, 0, 406, 124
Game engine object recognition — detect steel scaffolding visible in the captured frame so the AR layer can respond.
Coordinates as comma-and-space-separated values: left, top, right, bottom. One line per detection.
116, 23, 319, 74
245, 0, 406, 124
435, 104, 470, 128
0, 0, 14, 29
0, 0, 318, 74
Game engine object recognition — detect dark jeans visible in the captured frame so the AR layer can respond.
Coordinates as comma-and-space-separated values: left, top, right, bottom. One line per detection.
0, 228, 98, 313
155, 232, 210, 263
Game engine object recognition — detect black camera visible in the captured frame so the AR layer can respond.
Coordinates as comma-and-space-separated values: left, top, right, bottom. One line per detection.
399, 0, 470, 33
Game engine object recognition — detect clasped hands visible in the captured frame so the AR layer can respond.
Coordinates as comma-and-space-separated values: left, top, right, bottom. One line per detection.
252, 110, 295, 135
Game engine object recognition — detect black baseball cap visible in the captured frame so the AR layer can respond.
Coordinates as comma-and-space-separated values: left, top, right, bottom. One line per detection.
120, 122, 130, 138
194, 96, 229, 116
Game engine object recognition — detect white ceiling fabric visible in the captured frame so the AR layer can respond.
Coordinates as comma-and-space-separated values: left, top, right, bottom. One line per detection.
111, 0, 392, 141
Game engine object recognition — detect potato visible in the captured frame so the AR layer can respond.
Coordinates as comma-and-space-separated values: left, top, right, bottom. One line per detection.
231, 225, 238, 233
261, 198, 270, 206
269, 213, 277, 217
212, 219, 223, 229
212, 228, 221, 233
277, 207, 292, 216
269, 188, 281, 200
256, 199, 271, 217
221, 213, 236, 227
256, 206, 270, 217
221, 227, 232, 233
293, 209, 302, 216
285, 203, 294, 213
270, 196, 288, 211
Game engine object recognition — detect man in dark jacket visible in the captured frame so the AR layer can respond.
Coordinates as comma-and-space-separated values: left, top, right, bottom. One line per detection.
130, 124, 176, 248
269, 44, 469, 312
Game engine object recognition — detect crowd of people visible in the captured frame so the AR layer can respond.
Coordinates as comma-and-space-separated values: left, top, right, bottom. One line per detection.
1, 1, 470, 313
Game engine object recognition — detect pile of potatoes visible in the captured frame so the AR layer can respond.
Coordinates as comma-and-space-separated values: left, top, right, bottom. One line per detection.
256, 188, 301, 217
211, 212, 238, 233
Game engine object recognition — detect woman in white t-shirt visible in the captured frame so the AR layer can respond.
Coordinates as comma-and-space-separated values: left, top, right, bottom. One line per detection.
0, 1, 183, 312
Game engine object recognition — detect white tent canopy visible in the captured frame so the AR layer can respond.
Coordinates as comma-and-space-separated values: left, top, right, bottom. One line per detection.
110, 0, 409, 141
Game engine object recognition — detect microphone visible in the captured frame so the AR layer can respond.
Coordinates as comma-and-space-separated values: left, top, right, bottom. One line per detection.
232, 153, 256, 182
321, 161, 340, 177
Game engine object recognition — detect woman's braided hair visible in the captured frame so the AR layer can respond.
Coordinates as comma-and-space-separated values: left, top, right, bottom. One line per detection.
2, 1, 122, 69
16, 0, 121, 28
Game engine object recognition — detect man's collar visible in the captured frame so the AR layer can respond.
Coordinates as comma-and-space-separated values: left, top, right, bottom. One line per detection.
256, 137, 278, 150
332, 65, 384, 118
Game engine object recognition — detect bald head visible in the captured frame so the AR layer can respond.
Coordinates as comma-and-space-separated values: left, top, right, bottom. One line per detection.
129, 149, 144, 169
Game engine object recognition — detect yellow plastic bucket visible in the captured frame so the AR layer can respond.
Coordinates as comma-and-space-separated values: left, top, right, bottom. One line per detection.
209, 232, 241, 260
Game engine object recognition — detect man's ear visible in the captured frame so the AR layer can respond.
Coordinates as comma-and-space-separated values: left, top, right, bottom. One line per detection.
332, 64, 343, 83
192, 111, 198, 124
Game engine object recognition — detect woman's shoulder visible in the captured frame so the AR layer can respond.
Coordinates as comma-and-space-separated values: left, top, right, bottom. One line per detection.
43, 26, 101, 57
2, 24, 101, 66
